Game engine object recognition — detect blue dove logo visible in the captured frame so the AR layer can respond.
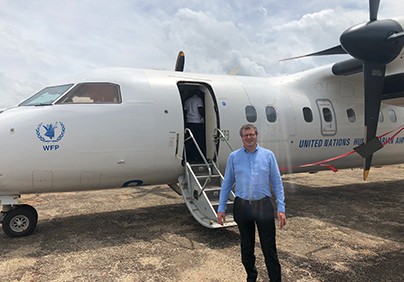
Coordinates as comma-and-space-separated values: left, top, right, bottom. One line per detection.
36, 121, 66, 143
43, 123, 57, 139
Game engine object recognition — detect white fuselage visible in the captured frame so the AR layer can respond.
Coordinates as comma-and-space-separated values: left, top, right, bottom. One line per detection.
0, 65, 403, 195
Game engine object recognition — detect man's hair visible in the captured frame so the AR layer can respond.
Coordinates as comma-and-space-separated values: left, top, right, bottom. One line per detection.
239, 123, 258, 136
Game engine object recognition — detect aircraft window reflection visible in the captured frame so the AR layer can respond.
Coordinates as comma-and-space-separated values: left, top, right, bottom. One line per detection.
245, 106, 257, 122
322, 108, 333, 122
57, 83, 121, 104
19, 84, 74, 106
265, 106, 277, 122
347, 108, 356, 122
388, 109, 397, 122
303, 107, 313, 122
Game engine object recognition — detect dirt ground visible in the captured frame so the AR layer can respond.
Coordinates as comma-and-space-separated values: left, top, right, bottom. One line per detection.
0, 165, 403, 282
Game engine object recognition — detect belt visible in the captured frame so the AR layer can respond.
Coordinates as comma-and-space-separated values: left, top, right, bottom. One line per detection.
237, 196, 270, 204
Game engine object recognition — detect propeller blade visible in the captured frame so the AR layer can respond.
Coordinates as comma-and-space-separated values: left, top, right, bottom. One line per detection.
369, 0, 380, 21
279, 45, 346, 61
175, 51, 185, 71
361, 62, 386, 180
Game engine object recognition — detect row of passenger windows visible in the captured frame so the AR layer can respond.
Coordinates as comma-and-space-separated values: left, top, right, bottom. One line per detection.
245, 105, 399, 123
246, 105, 278, 123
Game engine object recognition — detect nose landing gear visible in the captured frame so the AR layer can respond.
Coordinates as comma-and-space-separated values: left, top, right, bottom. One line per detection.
1, 203, 38, 237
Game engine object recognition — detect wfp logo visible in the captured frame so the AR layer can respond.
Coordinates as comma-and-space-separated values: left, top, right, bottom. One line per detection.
36, 121, 66, 151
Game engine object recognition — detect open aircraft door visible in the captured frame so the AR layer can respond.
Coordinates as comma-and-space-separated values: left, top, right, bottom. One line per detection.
178, 82, 219, 162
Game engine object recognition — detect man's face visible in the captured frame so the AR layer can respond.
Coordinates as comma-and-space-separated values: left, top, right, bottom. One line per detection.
241, 128, 257, 149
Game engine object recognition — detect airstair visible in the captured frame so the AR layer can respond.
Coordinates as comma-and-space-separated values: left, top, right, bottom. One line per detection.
177, 129, 237, 228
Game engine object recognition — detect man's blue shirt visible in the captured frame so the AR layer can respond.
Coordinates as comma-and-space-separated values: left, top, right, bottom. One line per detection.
218, 145, 285, 213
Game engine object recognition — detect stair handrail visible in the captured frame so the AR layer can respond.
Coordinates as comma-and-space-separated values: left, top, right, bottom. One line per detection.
214, 128, 234, 152
184, 128, 212, 195
212, 128, 235, 179
212, 129, 237, 205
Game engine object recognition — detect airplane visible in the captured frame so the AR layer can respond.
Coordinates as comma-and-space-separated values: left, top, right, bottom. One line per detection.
0, 0, 403, 237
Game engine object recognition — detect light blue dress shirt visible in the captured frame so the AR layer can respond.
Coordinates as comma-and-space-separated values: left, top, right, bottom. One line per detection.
218, 145, 285, 213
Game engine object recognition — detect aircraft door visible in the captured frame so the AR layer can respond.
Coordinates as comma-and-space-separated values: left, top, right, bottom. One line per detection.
179, 82, 218, 163
204, 88, 218, 160
316, 99, 337, 136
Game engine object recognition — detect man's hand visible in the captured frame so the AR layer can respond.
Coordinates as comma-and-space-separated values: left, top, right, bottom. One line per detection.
217, 212, 226, 225
277, 212, 286, 229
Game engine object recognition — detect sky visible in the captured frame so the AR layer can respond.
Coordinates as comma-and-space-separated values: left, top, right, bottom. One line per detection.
0, 0, 403, 108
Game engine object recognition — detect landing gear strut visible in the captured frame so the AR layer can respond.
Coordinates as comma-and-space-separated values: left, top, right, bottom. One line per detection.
1, 204, 38, 237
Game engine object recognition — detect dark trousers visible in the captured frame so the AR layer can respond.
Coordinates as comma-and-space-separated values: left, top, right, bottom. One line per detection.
185, 123, 205, 162
233, 197, 281, 282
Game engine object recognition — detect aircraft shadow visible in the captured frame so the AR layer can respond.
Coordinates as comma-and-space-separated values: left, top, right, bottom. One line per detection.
278, 248, 403, 281
282, 178, 404, 243
0, 202, 240, 257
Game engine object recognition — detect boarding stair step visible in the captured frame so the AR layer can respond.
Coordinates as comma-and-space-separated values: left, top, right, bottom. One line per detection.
179, 162, 237, 229
211, 201, 234, 213
196, 175, 221, 186
189, 162, 217, 175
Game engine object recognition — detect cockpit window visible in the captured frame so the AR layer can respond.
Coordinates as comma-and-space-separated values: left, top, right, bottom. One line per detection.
19, 84, 73, 106
56, 82, 121, 104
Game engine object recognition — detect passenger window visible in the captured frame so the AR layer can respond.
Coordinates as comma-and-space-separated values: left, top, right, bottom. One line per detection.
303, 107, 313, 122
265, 106, 277, 122
347, 108, 356, 123
322, 108, 333, 122
379, 110, 384, 123
57, 83, 121, 104
245, 106, 257, 122
389, 109, 397, 122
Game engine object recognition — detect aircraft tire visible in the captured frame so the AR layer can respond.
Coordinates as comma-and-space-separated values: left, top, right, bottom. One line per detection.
2, 205, 38, 237
18, 204, 39, 221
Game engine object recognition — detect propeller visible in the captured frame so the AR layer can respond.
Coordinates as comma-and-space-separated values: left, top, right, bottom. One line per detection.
370, 0, 380, 21
283, 0, 404, 180
175, 51, 185, 71
341, 0, 403, 179
279, 45, 346, 61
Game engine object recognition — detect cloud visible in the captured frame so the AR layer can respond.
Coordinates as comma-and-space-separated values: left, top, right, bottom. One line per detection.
0, 0, 403, 107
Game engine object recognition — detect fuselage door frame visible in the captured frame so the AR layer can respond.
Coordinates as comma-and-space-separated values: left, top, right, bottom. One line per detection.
177, 82, 220, 162
316, 98, 337, 136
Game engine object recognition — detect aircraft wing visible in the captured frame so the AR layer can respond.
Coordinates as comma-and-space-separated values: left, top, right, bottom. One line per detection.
329, 54, 404, 107
381, 44, 404, 106
382, 73, 404, 106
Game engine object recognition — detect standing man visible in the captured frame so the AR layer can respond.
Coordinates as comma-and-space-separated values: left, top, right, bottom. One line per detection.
184, 90, 205, 162
217, 124, 286, 282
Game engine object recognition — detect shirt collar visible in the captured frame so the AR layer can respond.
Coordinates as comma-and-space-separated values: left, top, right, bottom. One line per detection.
243, 144, 259, 154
